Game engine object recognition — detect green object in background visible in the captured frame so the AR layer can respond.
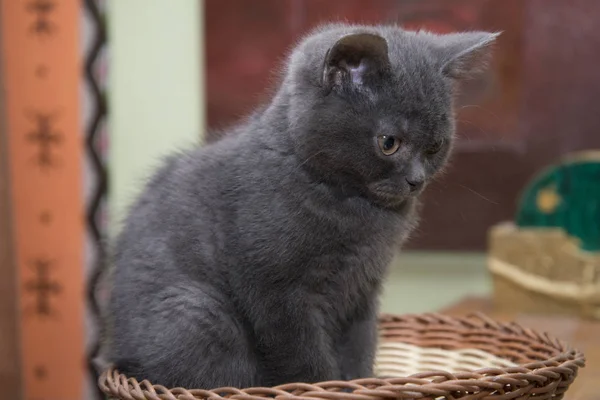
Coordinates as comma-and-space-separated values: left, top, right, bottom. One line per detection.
516, 151, 600, 252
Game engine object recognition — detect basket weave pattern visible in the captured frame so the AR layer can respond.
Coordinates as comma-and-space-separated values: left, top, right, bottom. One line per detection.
375, 341, 518, 376
99, 313, 585, 400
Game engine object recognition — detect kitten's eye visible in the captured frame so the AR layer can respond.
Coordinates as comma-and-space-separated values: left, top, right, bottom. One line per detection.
426, 139, 445, 155
377, 135, 400, 156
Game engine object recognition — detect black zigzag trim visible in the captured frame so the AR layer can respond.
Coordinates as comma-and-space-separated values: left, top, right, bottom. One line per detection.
83, 0, 107, 398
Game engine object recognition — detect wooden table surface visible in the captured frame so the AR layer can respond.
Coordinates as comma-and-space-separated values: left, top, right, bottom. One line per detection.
440, 297, 599, 400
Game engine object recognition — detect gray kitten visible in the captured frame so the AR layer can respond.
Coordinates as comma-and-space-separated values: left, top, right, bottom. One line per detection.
107, 23, 497, 389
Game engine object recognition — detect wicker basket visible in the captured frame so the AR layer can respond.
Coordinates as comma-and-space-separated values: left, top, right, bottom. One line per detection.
99, 313, 585, 400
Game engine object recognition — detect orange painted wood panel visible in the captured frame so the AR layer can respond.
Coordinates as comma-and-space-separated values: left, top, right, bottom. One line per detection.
1, 0, 85, 399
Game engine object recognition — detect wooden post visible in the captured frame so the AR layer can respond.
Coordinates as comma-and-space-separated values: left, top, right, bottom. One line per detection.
1, 0, 86, 398
0, 4, 22, 395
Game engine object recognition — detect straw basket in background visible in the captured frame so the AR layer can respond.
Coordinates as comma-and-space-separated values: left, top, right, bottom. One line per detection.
488, 152, 600, 320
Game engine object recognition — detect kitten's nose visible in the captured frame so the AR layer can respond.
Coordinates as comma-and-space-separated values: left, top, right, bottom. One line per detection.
406, 178, 424, 192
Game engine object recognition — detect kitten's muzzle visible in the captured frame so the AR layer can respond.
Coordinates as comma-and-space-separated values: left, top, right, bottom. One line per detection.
405, 177, 424, 193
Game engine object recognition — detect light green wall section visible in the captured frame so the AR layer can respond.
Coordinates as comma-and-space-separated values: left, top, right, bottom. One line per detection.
108, 0, 204, 233
381, 252, 491, 314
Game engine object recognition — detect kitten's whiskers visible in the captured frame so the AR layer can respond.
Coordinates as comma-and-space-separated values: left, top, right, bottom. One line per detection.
458, 184, 498, 205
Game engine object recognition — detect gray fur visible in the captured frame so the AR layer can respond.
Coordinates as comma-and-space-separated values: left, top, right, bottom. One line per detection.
107, 23, 497, 389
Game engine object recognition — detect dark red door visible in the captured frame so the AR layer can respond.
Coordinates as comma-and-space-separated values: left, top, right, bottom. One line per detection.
204, 0, 600, 250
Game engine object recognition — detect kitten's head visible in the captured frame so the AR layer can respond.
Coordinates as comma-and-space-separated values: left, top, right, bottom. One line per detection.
284, 24, 498, 207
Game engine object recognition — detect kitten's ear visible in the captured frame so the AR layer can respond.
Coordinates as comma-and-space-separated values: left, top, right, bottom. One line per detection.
437, 31, 500, 80
322, 33, 390, 92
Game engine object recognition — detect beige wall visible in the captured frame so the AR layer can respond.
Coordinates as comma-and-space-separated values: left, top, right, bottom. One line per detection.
108, 0, 205, 233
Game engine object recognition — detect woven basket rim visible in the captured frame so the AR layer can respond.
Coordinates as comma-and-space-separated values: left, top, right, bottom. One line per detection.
99, 312, 586, 400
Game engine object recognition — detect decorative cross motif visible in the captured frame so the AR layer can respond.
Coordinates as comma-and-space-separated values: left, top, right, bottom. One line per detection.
24, 258, 61, 317
26, 0, 57, 37
25, 111, 62, 169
